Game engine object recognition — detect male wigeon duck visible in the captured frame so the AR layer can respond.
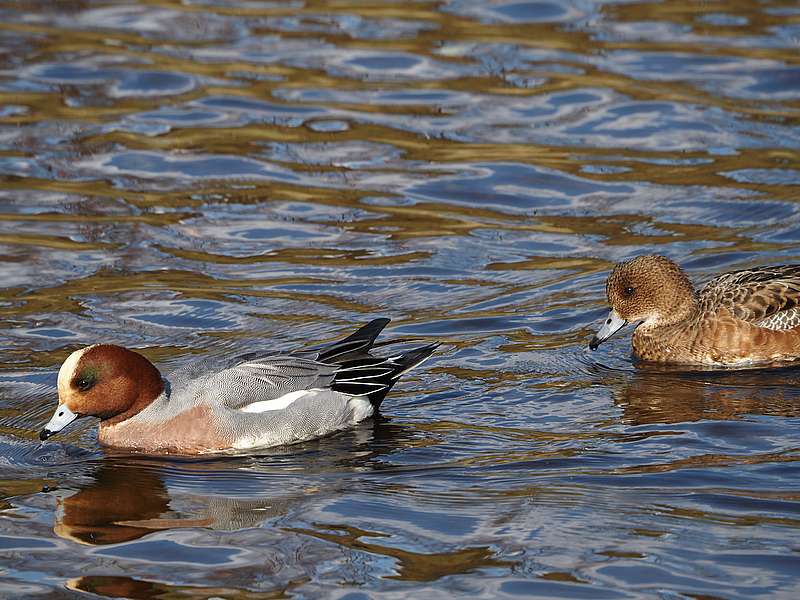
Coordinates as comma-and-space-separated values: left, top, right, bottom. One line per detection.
39, 319, 438, 454
589, 255, 800, 366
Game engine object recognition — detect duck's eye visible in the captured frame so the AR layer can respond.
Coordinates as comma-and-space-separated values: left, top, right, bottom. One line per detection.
623, 286, 635, 297
76, 378, 93, 392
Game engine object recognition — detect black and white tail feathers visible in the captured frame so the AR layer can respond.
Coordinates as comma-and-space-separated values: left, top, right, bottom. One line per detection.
332, 344, 438, 409
316, 319, 438, 409
317, 318, 391, 363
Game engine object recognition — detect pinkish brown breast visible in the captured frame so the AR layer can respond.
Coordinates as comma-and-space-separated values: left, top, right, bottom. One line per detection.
98, 405, 231, 454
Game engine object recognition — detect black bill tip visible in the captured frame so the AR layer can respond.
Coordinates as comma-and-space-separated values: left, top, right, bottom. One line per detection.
38, 428, 53, 441
589, 336, 601, 351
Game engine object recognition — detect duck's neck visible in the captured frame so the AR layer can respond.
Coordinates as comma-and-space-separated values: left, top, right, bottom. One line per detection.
641, 292, 700, 332
103, 382, 166, 427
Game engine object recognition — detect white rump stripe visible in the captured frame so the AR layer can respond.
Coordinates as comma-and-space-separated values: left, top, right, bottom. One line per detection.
240, 389, 312, 413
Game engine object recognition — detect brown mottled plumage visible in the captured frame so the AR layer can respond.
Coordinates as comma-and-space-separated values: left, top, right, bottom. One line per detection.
590, 255, 800, 366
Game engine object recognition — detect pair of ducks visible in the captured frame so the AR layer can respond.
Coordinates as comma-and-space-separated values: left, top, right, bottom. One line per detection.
40, 255, 800, 455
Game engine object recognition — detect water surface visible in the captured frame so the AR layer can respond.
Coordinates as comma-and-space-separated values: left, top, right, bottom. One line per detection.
1, 0, 800, 598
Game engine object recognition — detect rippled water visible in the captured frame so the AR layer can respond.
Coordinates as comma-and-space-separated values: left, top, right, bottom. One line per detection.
1, 0, 799, 597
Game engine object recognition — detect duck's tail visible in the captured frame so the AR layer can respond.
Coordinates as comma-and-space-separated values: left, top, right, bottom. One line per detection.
316, 318, 391, 363
331, 342, 440, 409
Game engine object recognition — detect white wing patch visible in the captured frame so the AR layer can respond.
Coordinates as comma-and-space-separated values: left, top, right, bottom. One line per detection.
239, 389, 315, 413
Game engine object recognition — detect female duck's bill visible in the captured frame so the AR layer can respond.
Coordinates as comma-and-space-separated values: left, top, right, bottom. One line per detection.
589, 309, 628, 350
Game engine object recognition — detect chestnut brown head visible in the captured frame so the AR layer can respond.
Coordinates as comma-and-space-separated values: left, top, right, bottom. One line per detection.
40, 345, 163, 441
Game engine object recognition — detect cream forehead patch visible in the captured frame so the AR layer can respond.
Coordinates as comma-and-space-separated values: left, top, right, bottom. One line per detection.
57, 345, 96, 394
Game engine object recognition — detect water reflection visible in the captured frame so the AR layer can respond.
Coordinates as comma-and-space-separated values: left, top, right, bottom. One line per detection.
67, 574, 306, 600
53, 458, 309, 545
52, 417, 435, 545
55, 461, 172, 545
2, 0, 800, 596
607, 366, 800, 425
288, 523, 516, 582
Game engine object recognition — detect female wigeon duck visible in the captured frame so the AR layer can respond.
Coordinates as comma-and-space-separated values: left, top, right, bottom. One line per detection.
590, 255, 800, 366
40, 319, 438, 454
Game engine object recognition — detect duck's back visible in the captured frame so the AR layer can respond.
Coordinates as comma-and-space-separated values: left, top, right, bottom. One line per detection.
632, 264, 800, 366
698, 264, 800, 330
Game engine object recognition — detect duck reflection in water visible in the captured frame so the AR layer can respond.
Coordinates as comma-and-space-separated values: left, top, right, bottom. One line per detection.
604, 364, 800, 425
55, 461, 170, 545
53, 459, 303, 545
52, 417, 430, 546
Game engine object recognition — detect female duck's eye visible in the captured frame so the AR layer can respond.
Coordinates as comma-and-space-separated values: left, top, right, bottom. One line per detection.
623, 286, 635, 297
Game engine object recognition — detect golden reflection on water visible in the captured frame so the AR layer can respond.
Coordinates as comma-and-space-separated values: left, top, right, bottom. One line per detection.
287, 523, 516, 582
55, 464, 173, 545
68, 575, 301, 600
611, 369, 800, 425
1, 0, 800, 597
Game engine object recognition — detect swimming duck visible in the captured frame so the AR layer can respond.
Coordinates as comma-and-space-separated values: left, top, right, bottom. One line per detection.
39, 319, 438, 454
589, 255, 800, 366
